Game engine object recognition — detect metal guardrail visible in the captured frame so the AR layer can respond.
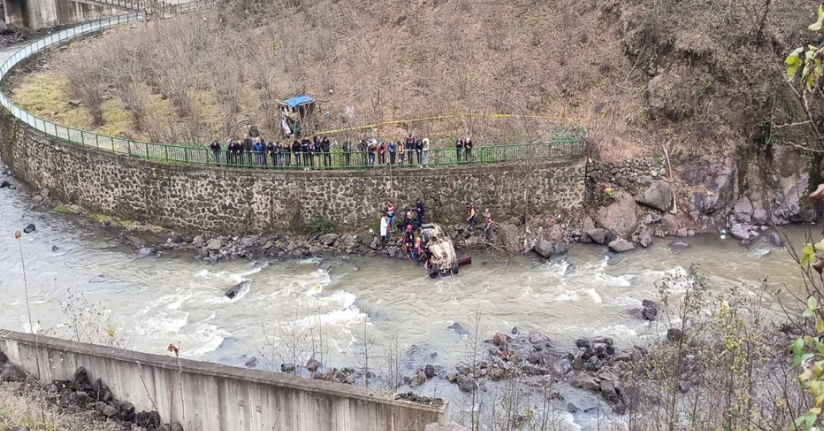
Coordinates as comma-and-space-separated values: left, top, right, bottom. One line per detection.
0, 13, 586, 172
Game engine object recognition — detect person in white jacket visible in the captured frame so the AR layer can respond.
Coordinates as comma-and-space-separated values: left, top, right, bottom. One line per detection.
422, 137, 430, 166
380, 214, 389, 244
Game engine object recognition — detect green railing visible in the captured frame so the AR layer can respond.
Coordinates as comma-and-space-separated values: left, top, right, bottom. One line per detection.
0, 13, 586, 172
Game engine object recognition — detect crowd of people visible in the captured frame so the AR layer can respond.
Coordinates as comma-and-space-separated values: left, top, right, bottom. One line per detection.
209, 133, 476, 169
378, 199, 495, 265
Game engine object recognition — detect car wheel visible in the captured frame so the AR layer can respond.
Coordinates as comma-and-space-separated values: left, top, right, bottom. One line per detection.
452, 262, 459, 275
429, 264, 439, 279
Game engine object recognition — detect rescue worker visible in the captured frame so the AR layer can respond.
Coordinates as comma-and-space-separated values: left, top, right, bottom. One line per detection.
416, 198, 425, 226
467, 203, 476, 230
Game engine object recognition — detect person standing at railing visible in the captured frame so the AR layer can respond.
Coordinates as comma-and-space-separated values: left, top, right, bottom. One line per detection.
267, 141, 276, 167
321, 136, 331, 168
422, 137, 430, 166
456, 138, 463, 162
367, 139, 377, 167
415, 138, 423, 167
302, 137, 312, 167
253, 139, 262, 166
378, 141, 386, 165
465, 137, 474, 162
243, 135, 253, 166
405, 134, 415, 166
280, 142, 289, 167
388, 140, 396, 165
292, 139, 301, 167
229, 140, 239, 165
343, 139, 352, 167
210, 140, 221, 165
358, 139, 368, 167
313, 136, 322, 168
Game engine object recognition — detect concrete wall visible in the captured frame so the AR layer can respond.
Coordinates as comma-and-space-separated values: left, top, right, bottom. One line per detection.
3, 0, 119, 30
0, 108, 586, 234
0, 330, 445, 431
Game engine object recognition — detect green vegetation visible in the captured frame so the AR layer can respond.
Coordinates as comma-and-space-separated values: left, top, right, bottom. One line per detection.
309, 216, 337, 235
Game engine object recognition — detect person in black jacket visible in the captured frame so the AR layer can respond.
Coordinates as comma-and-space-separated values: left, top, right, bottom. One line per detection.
210, 140, 221, 165
343, 139, 352, 167
321, 136, 331, 167
243, 135, 253, 166
456, 138, 463, 162
416, 198, 425, 226
292, 139, 302, 167
415, 138, 423, 166
267, 141, 276, 167
301, 138, 311, 167
405, 134, 414, 166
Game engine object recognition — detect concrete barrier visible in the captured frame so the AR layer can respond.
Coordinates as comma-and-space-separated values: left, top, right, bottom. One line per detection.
0, 330, 445, 431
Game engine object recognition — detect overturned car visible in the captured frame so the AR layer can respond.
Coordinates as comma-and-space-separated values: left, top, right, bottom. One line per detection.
420, 223, 459, 278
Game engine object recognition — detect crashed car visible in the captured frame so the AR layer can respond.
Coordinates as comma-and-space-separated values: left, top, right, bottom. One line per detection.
420, 223, 459, 278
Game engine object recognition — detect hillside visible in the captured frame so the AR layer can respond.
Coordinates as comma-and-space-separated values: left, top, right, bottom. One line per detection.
4, 0, 816, 161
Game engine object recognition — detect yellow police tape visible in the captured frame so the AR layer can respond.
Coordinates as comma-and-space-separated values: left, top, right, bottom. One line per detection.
310, 113, 584, 138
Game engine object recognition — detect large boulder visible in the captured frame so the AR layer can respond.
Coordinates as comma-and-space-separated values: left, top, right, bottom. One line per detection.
586, 228, 608, 245
733, 198, 753, 223
497, 223, 521, 254
635, 180, 672, 212
595, 192, 638, 239
638, 228, 652, 248
318, 233, 338, 246
685, 158, 738, 215
729, 223, 752, 241
534, 239, 554, 258
207, 238, 222, 251
608, 239, 635, 253
0, 363, 25, 382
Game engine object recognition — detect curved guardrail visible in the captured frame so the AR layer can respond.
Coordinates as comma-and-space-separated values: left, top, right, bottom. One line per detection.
0, 14, 586, 171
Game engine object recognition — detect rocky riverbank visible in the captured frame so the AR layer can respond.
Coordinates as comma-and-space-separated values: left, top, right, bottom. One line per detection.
0, 351, 173, 431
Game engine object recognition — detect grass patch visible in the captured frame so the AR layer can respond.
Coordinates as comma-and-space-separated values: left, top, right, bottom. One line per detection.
53, 204, 75, 214
86, 212, 111, 224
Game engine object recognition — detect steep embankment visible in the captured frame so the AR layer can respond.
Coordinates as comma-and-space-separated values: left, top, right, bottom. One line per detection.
5, 0, 814, 159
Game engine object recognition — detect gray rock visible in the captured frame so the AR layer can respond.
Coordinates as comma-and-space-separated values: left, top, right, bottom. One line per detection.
241, 235, 259, 248
581, 216, 596, 243
136, 247, 156, 258
670, 241, 690, 248
566, 403, 579, 413
729, 223, 751, 241
342, 235, 357, 247
608, 239, 635, 253
448, 322, 469, 336
528, 330, 549, 346
554, 242, 569, 256
586, 228, 608, 245
595, 192, 638, 239
318, 233, 338, 246
102, 404, 118, 418
769, 232, 785, 248
70, 391, 92, 406
642, 305, 658, 321
733, 198, 753, 223
23, 223, 36, 234
0, 180, 9, 188
553, 358, 573, 375
753, 208, 769, 225
1, 363, 25, 382
639, 228, 652, 248
424, 364, 436, 379
357, 233, 373, 246
456, 374, 477, 393
572, 374, 600, 392
635, 180, 672, 212
600, 380, 620, 403
39, 188, 49, 198
660, 214, 677, 235
497, 223, 521, 254
534, 239, 554, 258
207, 238, 222, 250
0, 351, 7, 365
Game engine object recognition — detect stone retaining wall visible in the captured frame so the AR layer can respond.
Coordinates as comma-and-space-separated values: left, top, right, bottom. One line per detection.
0, 108, 587, 234
0, 330, 445, 431
586, 159, 667, 194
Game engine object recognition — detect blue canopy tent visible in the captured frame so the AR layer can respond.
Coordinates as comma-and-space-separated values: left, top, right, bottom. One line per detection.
277, 94, 318, 137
